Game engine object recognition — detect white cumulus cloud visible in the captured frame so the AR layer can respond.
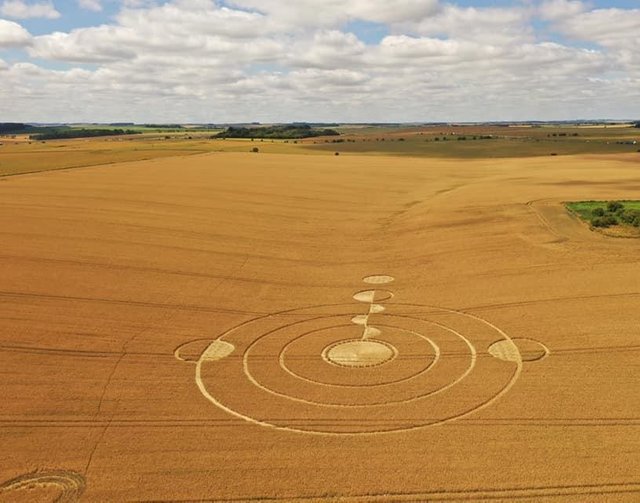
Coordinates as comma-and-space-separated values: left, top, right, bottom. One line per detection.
77, 0, 101, 12
0, 18, 32, 46
0, 0, 60, 19
396, 4, 534, 45
228, 0, 440, 27
2, 0, 640, 122
546, 7, 640, 73
538, 0, 587, 21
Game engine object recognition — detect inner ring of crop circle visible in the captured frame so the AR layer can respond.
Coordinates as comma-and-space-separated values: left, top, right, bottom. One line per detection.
280, 323, 440, 388
322, 339, 398, 368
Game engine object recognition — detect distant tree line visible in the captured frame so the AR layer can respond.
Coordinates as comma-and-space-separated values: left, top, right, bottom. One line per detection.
634, 121, 640, 128
143, 124, 184, 129
30, 128, 141, 140
216, 124, 339, 139
0, 123, 36, 134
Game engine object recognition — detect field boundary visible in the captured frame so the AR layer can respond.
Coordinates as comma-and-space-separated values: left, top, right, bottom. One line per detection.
133, 481, 640, 502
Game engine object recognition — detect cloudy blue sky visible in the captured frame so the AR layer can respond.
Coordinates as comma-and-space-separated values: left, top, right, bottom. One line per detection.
0, 0, 639, 123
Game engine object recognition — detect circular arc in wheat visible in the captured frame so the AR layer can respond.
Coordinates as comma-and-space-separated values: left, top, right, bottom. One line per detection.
184, 300, 528, 435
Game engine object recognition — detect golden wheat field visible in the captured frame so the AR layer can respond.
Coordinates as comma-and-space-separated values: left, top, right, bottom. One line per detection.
1, 149, 639, 501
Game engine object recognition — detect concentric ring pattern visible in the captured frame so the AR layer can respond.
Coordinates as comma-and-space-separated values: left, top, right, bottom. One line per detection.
176, 275, 532, 435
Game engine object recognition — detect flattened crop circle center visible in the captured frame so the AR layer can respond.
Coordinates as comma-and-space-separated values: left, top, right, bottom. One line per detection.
322, 339, 397, 368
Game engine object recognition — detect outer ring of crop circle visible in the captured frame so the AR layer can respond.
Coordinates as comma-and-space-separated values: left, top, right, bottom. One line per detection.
196, 302, 522, 435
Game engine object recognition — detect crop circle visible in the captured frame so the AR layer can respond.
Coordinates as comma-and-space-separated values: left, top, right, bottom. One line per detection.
182, 302, 528, 435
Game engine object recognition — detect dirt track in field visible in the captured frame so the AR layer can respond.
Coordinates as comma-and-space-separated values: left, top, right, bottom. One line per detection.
0, 152, 639, 501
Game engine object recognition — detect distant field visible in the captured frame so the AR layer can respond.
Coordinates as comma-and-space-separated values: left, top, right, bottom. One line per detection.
2, 124, 639, 177
0, 133, 238, 177
0, 134, 333, 177
70, 124, 221, 133
304, 124, 640, 158
0, 137, 209, 177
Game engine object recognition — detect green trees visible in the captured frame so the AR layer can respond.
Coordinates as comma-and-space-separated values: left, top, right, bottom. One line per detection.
620, 209, 640, 226
591, 215, 617, 228
30, 129, 139, 140
590, 201, 640, 228
606, 201, 624, 213
0, 123, 34, 134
